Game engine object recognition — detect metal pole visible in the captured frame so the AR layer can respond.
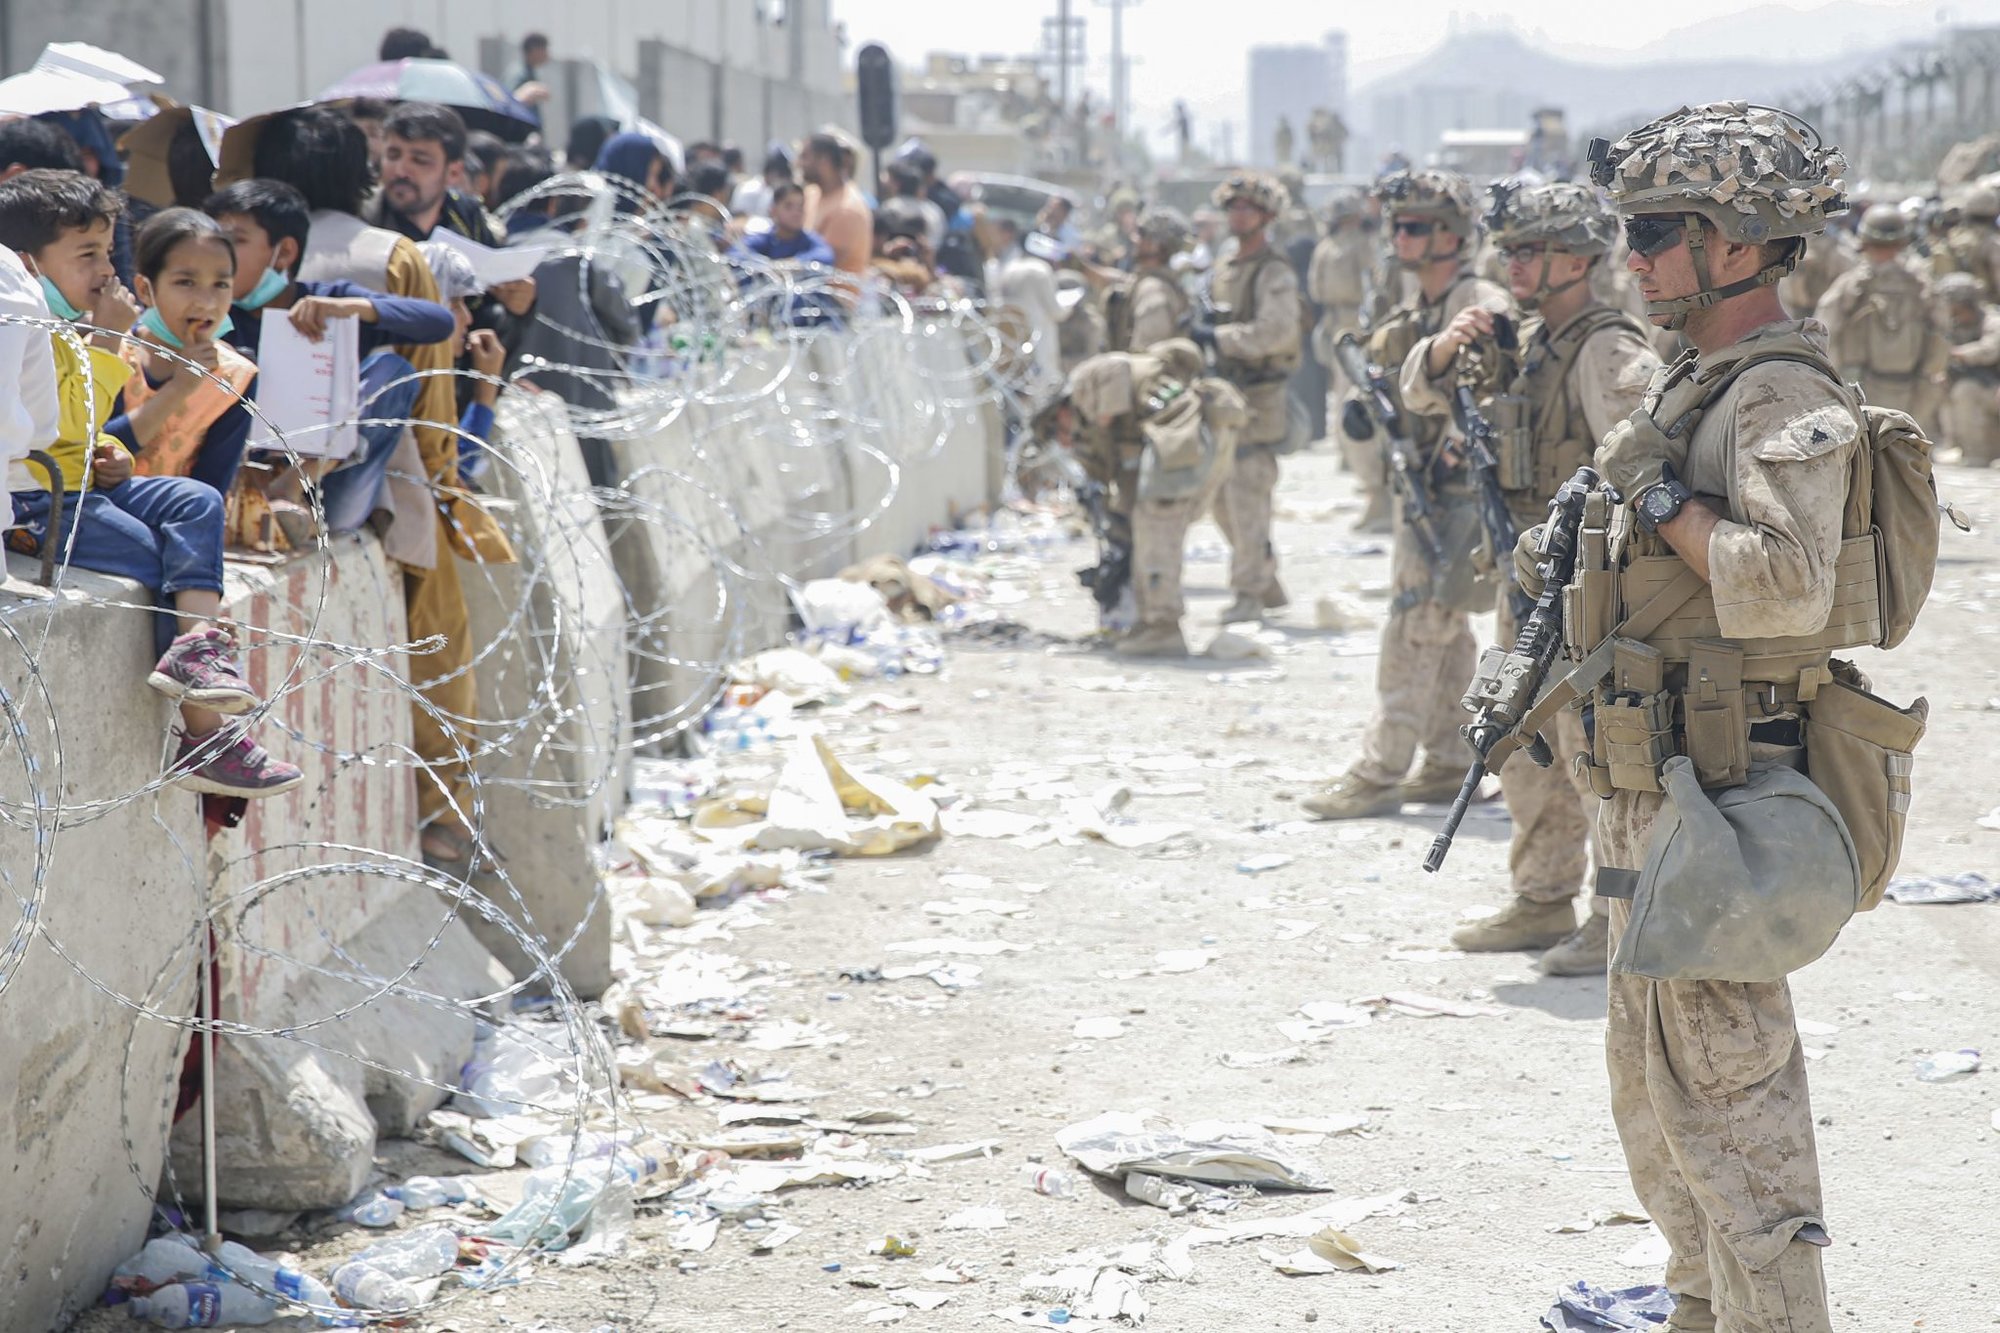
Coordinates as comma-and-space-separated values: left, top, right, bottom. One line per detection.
1057, 0, 1071, 110
199, 924, 220, 1251
1110, 0, 1125, 164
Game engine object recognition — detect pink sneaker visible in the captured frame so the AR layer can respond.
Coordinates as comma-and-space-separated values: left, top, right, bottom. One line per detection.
148, 628, 260, 715
170, 728, 304, 799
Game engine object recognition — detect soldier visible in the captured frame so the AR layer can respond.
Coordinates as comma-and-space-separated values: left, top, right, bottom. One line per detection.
1933, 181, 2000, 299
1815, 204, 1947, 434
1099, 208, 1194, 353
1089, 186, 1142, 268
1188, 171, 1305, 622
1304, 168, 1517, 819
1054, 340, 1247, 655
1399, 181, 1660, 974
1939, 270, 2000, 465
1580, 102, 1875, 1332
1311, 192, 1372, 396
1276, 169, 1330, 444
1777, 226, 1857, 317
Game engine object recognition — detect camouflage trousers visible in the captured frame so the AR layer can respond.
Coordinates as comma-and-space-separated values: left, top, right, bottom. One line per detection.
1353, 596, 1475, 786
1494, 597, 1602, 908
1130, 474, 1225, 629
1338, 428, 1387, 505
1602, 792, 1832, 1333
1944, 377, 2000, 465
1212, 445, 1281, 599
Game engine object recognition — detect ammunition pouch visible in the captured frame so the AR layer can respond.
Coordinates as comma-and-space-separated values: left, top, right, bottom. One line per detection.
1486, 393, 1535, 492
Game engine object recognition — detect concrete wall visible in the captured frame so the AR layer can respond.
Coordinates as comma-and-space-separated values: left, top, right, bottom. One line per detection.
0, 318, 1000, 1327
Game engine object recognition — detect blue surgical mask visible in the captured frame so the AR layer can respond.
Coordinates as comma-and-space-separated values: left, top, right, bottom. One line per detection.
238, 267, 290, 311
138, 306, 234, 350
37, 275, 83, 321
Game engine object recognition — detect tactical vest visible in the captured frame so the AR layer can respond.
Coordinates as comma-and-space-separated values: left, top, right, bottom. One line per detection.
1211, 248, 1304, 385
1106, 270, 1189, 354
1566, 334, 1898, 799
1491, 306, 1647, 525
1842, 268, 1933, 379
1366, 271, 1483, 459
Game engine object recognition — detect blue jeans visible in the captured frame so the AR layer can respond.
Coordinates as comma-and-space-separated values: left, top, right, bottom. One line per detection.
318, 350, 423, 534
11, 476, 225, 656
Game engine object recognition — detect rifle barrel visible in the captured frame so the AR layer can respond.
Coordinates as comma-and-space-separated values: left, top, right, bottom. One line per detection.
1422, 759, 1488, 874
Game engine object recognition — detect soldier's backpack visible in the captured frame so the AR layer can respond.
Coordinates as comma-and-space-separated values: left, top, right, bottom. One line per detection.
1104, 272, 1189, 354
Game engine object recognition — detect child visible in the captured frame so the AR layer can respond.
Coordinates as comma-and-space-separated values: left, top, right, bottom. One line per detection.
415, 239, 506, 487
204, 179, 454, 533
0, 169, 301, 798
108, 209, 257, 493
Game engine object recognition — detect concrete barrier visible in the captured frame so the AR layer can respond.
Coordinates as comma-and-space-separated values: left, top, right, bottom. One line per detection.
0, 316, 1003, 1325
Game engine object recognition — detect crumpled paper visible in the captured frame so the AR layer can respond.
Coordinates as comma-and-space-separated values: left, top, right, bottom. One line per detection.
1055, 1110, 1332, 1191
691, 731, 940, 856
1260, 1224, 1400, 1275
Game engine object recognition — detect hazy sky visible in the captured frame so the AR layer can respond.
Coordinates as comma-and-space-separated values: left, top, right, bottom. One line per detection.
830, 0, 1990, 156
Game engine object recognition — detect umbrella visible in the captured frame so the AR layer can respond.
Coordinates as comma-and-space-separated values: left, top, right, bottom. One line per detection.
0, 40, 162, 118
316, 58, 538, 141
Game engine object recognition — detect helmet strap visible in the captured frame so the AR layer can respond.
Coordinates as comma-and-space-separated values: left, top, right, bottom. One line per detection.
1519, 249, 1591, 311
1642, 213, 1795, 331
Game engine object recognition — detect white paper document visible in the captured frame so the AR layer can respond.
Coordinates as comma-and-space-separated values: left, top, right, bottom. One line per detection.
249, 316, 360, 460
428, 228, 550, 287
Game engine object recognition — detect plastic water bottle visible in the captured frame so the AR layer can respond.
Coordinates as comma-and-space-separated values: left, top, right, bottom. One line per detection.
112, 1237, 211, 1289
344, 1225, 461, 1280
127, 1282, 278, 1327
386, 1176, 474, 1209
329, 1264, 421, 1315
1019, 1165, 1076, 1199
339, 1193, 405, 1227
208, 1242, 338, 1314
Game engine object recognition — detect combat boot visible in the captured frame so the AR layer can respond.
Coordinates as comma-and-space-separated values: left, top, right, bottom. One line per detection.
1450, 896, 1576, 953
1399, 763, 1469, 805
1300, 772, 1403, 820
1536, 912, 1610, 976
1115, 622, 1188, 658
1217, 595, 1263, 623
1261, 580, 1290, 610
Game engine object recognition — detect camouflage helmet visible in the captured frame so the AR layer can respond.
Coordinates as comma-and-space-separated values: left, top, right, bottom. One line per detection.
1485, 180, 1618, 256
1212, 170, 1289, 217
1133, 205, 1193, 254
1321, 189, 1366, 227
1372, 167, 1479, 237
1586, 102, 1848, 245
1937, 271, 1984, 306
1857, 202, 1911, 244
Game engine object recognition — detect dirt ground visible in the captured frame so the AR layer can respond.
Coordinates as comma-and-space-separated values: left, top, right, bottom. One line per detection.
105, 444, 2000, 1333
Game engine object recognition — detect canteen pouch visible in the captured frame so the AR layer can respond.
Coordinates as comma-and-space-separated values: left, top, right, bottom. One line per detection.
1805, 663, 1928, 910
1682, 639, 1750, 789
1592, 639, 1671, 794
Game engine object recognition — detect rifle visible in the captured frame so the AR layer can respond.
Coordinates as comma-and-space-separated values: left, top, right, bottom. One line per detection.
1332, 331, 1445, 566
1423, 466, 1599, 874
1051, 450, 1133, 614
1451, 382, 1529, 625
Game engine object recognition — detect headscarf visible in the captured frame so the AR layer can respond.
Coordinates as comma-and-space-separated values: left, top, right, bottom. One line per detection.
594, 132, 663, 190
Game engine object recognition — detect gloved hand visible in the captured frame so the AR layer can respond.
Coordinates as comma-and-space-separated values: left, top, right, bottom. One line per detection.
1595, 406, 1684, 501
1186, 312, 1218, 352
1513, 524, 1549, 599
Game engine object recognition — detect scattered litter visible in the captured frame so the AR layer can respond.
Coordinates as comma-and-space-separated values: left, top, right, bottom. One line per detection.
1261, 1225, 1401, 1275
943, 808, 1048, 839
735, 647, 847, 705
1540, 1281, 1678, 1331
942, 1206, 1010, 1231
1273, 920, 1320, 942
743, 1019, 850, 1051
1055, 1110, 1332, 1191
923, 1260, 982, 1284
1548, 1207, 1651, 1234
1125, 754, 1204, 773
1384, 947, 1465, 963
1884, 872, 2000, 905
1073, 1017, 1127, 1040
1205, 630, 1271, 660
879, 959, 986, 990
1616, 1224, 1674, 1269
1313, 593, 1374, 632
1915, 1049, 1981, 1082
885, 937, 1030, 957
1072, 675, 1162, 693
690, 732, 940, 857
1159, 1190, 1412, 1279
1019, 1261, 1150, 1323
752, 1223, 804, 1252
671, 1216, 722, 1252
1219, 1048, 1306, 1069
906, 1140, 1002, 1163
940, 871, 997, 891
1353, 991, 1506, 1019
1021, 1166, 1077, 1198
872, 1235, 920, 1258
1277, 1001, 1376, 1043
1236, 853, 1294, 875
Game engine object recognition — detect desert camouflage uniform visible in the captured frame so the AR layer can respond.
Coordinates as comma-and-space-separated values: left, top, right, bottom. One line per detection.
1931, 185, 2000, 300
1940, 272, 2000, 463
1814, 249, 1946, 435
1207, 175, 1304, 607
1777, 230, 1857, 318
1589, 103, 1856, 1333
1309, 204, 1371, 397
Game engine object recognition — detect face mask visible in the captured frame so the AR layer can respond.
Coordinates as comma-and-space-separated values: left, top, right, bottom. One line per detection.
238, 267, 289, 311
38, 275, 83, 321
138, 305, 234, 350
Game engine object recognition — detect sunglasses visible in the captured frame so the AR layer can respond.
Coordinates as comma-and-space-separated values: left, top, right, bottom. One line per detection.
1624, 216, 1687, 258
1500, 243, 1552, 262
1393, 219, 1436, 238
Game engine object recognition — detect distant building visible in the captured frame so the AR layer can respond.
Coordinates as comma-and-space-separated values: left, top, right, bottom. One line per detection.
1247, 32, 1347, 169
1368, 82, 1534, 172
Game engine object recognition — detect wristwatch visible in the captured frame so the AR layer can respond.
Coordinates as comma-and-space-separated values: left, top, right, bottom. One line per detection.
1634, 465, 1693, 534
